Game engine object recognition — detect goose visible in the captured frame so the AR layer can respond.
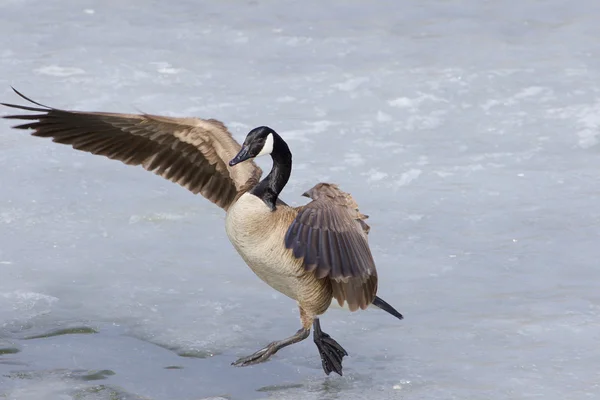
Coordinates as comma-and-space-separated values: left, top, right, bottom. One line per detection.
1, 87, 403, 376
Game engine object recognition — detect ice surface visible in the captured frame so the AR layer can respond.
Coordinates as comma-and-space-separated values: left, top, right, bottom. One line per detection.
1, 0, 600, 399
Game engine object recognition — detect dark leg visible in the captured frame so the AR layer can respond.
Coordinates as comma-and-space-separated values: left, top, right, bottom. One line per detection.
313, 318, 348, 376
232, 327, 310, 367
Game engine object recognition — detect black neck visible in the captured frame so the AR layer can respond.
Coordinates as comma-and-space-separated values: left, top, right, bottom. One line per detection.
250, 132, 292, 210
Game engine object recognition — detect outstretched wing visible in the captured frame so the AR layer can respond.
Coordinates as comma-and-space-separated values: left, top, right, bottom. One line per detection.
285, 183, 377, 311
1, 88, 262, 210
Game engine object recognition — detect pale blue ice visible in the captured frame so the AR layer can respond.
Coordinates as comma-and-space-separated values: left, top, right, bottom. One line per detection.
1, 1, 600, 399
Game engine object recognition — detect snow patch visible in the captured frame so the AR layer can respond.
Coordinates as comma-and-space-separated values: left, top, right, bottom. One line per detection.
276, 96, 296, 103
332, 77, 369, 91
395, 169, 422, 187
344, 152, 365, 167
0, 291, 59, 321
547, 102, 600, 149
281, 36, 313, 46
306, 120, 337, 133
388, 97, 413, 108
482, 86, 553, 111
388, 93, 447, 109
416, 155, 429, 166
514, 86, 546, 99
35, 65, 85, 77
575, 105, 600, 149
364, 169, 388, 182
376, 111, 392, 122
151, 62, 181, 74
281, 120, 339, 142
404, 111, 446, 130
129, 212, 194, 224
234, 33, 249, 44
228, 121, 250, 130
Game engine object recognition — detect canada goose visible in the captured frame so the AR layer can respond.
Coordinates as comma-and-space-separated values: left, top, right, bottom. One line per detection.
1, 87, 403, 376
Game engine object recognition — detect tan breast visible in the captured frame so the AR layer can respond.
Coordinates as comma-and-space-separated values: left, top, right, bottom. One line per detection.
225, 193, 306, 301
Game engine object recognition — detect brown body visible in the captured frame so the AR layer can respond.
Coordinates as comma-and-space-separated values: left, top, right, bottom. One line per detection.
226, 192, 332, 324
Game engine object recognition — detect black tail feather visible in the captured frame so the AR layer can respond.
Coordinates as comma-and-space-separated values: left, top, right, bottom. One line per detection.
372, 296, 403, 320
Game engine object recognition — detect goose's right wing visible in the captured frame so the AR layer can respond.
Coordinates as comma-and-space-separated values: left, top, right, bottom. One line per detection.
1, 88, 262, 210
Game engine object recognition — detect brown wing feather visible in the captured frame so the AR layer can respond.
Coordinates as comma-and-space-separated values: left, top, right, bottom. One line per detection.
1, 88, 262, 210
286, 183, 377, 311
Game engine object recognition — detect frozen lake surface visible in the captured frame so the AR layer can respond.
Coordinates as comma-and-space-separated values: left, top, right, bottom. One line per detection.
2, 0, 600, 399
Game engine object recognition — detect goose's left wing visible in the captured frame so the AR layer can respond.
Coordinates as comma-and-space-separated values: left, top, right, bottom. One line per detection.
284, 183, 377, 311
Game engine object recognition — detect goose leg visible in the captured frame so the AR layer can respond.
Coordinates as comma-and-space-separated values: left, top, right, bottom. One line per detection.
232, 306, 314, 367
232, 327, 310, 367
313, 318, 348, 376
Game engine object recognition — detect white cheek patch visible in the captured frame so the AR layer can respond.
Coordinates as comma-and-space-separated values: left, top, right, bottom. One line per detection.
256, 133, 274, 158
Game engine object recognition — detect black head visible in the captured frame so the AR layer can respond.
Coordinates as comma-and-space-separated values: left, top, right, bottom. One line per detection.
229, 126, 276, 167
